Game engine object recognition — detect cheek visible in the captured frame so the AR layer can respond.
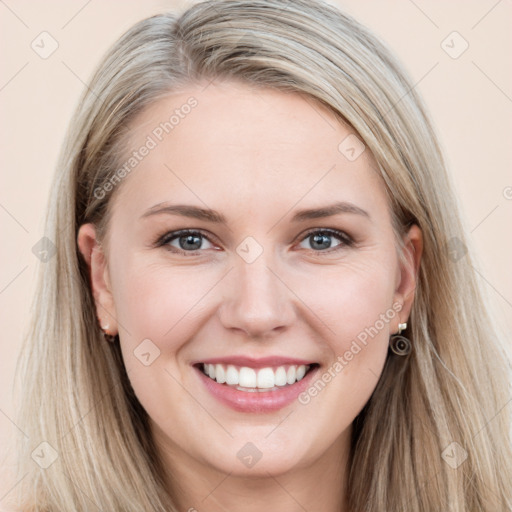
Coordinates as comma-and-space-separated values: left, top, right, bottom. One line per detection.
110, 259, 218, 346
291, 256, 397, 411
110, 260, 212, 427
291, 253, 398, 347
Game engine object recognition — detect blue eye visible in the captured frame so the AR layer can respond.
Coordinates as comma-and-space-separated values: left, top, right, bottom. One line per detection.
158, 230, 214, 254
298, 229, 353, 252
156, 228, 353, 256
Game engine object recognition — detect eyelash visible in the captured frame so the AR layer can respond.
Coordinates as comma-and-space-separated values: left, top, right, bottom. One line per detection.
155, 228, 354, 256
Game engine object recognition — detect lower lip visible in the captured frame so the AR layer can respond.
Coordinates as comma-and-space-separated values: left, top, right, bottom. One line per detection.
194, 365, 320, 413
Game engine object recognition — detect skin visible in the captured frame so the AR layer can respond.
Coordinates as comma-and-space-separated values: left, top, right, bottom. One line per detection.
78, 81, 422, 512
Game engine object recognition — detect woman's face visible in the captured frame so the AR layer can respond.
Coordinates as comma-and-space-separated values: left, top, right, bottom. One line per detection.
79, 81, 421, 480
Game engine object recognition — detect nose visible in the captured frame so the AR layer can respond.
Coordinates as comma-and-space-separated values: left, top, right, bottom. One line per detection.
218, 251, 296, 339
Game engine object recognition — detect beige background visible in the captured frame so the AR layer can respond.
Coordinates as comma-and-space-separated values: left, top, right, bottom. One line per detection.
1, 0, 511, 506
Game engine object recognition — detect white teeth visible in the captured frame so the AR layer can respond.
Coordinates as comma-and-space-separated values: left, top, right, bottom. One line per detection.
296, 365, 307, 380
239, 367, 257, 388
257, 367, 275, 389
201, 363, 311, 389
286, 365, 296, 385
225, 365, 239, 385
215, 364, 226, 384
274, 366, 287, 386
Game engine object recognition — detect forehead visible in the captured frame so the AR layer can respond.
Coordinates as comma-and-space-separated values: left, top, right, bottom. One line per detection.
112, 81, 387, 221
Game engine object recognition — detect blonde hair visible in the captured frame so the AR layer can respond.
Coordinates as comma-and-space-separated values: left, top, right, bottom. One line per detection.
14, 0, 511, 510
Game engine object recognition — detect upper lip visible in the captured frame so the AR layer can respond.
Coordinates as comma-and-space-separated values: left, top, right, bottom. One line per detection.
192, 356, 317, 369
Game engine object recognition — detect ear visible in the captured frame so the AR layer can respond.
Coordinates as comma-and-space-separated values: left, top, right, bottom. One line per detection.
77, 223, 118, 336
393, 224, 423, 332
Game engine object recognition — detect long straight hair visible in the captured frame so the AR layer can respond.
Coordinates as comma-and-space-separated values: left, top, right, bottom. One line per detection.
15, 0, 511, 510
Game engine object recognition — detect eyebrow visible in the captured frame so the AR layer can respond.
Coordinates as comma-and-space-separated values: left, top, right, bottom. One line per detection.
141, 203, 228, 223
290, 201, 370, 222
140, 201, 370, 223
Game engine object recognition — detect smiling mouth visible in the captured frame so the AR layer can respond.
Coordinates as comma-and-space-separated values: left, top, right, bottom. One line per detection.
195, 362, 319, 392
